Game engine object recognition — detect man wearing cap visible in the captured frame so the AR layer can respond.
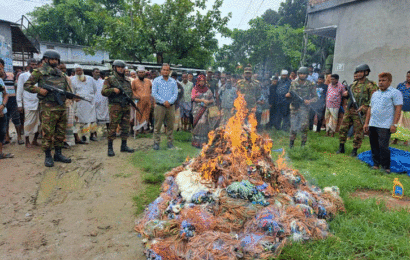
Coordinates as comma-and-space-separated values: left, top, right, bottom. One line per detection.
273, 70, 292, 131
17, 58, 41, 147
102, 60, 135, 156
285, 67, 318, 148
24, 50, 75, 167
236, 65, 264, 113
336, 64, 378, 157
71, 64, 97, 143
131, 66, 152, 133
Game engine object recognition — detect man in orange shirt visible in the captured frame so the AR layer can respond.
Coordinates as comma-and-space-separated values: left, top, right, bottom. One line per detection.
131, 66, 152, 133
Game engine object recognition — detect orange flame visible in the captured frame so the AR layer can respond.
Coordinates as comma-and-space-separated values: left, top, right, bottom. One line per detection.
276, 149, 287, 171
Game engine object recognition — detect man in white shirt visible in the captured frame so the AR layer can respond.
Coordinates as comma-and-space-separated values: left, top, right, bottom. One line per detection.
71, 64, 97, 143
16, 58, 40, 148
92, 68, 109, 135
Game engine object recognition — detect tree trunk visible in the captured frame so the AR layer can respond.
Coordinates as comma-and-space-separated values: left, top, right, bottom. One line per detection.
156, 53, 163, 64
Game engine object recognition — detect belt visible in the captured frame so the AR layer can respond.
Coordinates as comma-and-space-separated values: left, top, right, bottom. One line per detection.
156, 103, 173, 107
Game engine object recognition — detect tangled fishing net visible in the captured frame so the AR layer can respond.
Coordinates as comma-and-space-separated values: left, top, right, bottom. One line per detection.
135, 93, 345, 259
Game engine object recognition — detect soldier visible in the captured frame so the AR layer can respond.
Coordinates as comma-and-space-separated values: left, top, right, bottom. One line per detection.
337, 64, 378, 157
285, 67, 318, 148
24, 50, 75, 167
101, 60, 135, 157
236, 65, 264, 112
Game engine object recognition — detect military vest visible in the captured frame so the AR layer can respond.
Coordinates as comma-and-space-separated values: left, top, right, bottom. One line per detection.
37, 64, 69, 104
236, 79, 262, 109
107, 72, 132, 104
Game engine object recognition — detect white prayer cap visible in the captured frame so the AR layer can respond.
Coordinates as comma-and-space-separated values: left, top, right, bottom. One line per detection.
137, 65, 145, 72
73, 64, 82, 69
281, 70, 288, 75
130, 70, 136, 74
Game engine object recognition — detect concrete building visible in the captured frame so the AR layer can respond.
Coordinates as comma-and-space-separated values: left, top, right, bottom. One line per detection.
0, 19, 39, 72
306, 0, 410, 87
33, 41, 111, 73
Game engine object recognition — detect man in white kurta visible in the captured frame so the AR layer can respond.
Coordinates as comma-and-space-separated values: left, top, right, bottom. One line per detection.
92, 68, 109, 137
71, 64, 97, 143
16, 59, 40, 148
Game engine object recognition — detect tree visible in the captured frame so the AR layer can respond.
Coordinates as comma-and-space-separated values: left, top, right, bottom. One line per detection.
27, 0, 106, 46
277, 0, 307, 28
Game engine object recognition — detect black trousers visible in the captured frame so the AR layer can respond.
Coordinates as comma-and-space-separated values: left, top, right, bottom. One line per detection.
273, 104, 290, 131
369, 127, 391, 169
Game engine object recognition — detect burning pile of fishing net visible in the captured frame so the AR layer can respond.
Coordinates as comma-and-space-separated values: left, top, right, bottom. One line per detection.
135, 93, 345, 260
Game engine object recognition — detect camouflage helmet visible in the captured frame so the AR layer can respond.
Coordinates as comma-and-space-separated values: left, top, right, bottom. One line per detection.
355, 64, 371, 73
42, 50, 60, 61
297, 66, 309, 75
112, 60, 126, 68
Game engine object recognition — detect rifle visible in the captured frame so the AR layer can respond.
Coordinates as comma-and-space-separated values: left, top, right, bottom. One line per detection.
342, 80, 364, 125
42, 83, 92, 106
116, 86, 142, 115
288, 90, 320, 114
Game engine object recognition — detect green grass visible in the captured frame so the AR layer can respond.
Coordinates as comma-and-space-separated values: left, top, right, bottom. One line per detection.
131, 128, 410, 258
131, 131, 200, 214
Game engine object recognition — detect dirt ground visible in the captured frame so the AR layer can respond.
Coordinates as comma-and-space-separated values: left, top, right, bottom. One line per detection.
351, 189, 410, 212
0, 134, 151, 259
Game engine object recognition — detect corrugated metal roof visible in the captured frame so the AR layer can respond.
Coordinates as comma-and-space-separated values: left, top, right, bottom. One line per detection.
0, 19, 39, 53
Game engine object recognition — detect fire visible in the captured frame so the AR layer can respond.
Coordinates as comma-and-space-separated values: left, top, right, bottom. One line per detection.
191, 92, 276, 185
276, 150, 287, 171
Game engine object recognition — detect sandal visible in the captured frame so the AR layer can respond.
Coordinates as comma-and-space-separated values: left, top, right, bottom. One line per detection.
0, 153, 14, 159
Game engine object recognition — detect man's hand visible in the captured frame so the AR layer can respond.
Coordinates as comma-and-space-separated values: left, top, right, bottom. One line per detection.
39, 88, 48, 96
285, 93, 291, 98
73, 97, 81, 102
304, 100, 311, 105
342, 91, 348, 97
113, 88, 120, 94
17, 107, 23, 113
356, 105, 365, 113
363, 123, 369, 134
164, 101, 170, 108
390, 125, 397, 134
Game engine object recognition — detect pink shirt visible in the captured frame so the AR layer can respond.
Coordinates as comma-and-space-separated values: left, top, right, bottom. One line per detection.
326, 82, 345, 108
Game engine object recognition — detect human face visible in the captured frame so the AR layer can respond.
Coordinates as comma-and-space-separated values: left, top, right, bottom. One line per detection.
48, 58, 59, 68
161, 65, 171, 78
330, 77, 338, 86
130, 71, 137, 79
406, 73, 410, 84
115, 66, 125, 75
198, 80, 205, 87
317, 78, 324, 85
125, 69, 130, 76
188, 74, 193, 82
220, 74, 226, 84
29, 62, 37, 70
215, 72, 221, 80
378, 77, 391, 91
281, 74, 288, 80
272, 79, 278, 85
58, 64, 67, 73
244, 72, 252, 81
92, 69, 100, 80
75, 68, 83, 76
207, 71, 213, 79
355, 71, 365, 80
290, 72, 296, 79
137, 71, 145, 79
182, 74, 188, 83
298, 73, 307, 80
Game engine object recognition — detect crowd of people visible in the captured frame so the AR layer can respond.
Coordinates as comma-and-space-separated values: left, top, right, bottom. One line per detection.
1, 50, 409, 173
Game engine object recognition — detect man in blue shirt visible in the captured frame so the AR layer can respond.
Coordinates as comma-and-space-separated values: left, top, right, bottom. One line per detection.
152, 63, 178, 150
364, 72, 403, 173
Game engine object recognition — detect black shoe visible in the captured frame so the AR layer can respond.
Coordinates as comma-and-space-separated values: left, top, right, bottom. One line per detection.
44, 149, 54, 167
289, 140, 294, 149
301, 141, 306, 147
63, 142, 70, 149
108, 140, 115, 157
75, 140, 87, 145
350, 148, 358, 157
90, 136, 98, 142
167, 142, 175, 149
120, 140, 135, 153
54, 148, 72, 163
153, 143, 160, 150
336, 143, 345, 154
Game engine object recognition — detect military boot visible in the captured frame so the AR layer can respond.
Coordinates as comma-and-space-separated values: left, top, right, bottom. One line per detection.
54, 148, 72, 163
44, 149, 54, 167
108, 140, 115, 157
336, 143, 345, 154
289, 140, 295, 149
120, 140, 135, 153
350, 148, 358, 157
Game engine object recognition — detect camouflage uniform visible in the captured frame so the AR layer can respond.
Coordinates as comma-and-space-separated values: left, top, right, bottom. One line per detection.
339, 79, 378, 148
101, 71, 133, 141
24, 63, 70, 151
288, 79, 318, 142
236, 78, 263, 111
